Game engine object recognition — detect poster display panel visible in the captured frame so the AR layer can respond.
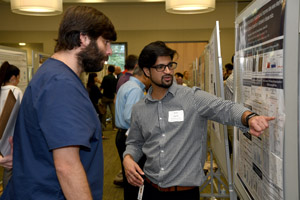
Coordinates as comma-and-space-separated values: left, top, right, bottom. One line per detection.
233, 0, 285, 199
198, 51, 206, 91
0, 45, 28, 93
32, 51, 50, 78
208, 21, 231, 182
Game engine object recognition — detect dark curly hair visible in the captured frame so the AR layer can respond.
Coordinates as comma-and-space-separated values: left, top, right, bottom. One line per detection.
54, 6, 117, 52
138, 41, 177, 70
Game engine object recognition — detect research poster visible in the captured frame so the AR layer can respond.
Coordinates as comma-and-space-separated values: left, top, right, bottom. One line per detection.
198, 51, 206, 91
0, 47, 28, 93
208, 28, 222, 143
234, 0, 285, 199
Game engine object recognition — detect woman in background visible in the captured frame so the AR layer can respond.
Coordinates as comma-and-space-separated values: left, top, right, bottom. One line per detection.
0, 61, 23, 189
87, 73, 105, 138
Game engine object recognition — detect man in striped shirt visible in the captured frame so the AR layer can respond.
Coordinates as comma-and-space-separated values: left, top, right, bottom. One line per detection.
123, 41, 274, 200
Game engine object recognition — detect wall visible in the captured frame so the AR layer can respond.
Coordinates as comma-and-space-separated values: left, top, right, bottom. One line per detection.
0, 28, 235, 69
0, 1, 247, 67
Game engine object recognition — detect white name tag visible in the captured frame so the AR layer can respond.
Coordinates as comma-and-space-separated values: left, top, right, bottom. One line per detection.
168, 110, 184, 122
137, 184, 144, 200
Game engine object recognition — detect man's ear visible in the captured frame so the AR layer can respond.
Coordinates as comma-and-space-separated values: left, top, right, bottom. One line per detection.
79, 33, 90, 48
143, 67, 150, 78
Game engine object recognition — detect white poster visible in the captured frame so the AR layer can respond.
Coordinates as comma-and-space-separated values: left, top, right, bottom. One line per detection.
0, 47, 28, 93
234, 0, 285, 199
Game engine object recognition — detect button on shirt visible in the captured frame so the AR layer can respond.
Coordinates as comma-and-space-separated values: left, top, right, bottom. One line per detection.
124, 83, 249, 188
115, 76, 146, 130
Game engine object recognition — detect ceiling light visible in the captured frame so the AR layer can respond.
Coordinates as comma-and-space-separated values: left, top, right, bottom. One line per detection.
10, 0, 63, 16
165, 0, 215, 14
19, 43, 26, 46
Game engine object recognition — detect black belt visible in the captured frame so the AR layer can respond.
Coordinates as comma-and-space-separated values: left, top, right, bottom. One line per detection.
117, 128, 128, 133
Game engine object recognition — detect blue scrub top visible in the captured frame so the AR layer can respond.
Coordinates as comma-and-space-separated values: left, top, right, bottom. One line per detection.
1, 58, 103, 200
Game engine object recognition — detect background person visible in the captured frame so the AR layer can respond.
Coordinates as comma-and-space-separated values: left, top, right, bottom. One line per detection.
100, 65, 117, 130
183, 70, 192, 87
114, 66, 123, 80
174, 72, 186, 86
116, 54, 138, 93
224, 55, 235, 154
223, 63, 234, 81
0, 61, 23, 189
115, 66, 151, 200
87, 73, 106, 138
123, 41, 274, 200
114, 54, 138, 186
0, 6, 116, 200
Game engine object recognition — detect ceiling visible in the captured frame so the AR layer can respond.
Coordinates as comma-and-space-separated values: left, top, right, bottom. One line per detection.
1, 0, 252, 3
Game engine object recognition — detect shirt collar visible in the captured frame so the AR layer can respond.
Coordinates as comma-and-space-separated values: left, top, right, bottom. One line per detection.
145, 82, 178, 103
129, 76, 146, 91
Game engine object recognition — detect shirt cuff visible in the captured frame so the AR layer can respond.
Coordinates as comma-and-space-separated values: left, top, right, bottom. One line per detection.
123, 145, 143, 162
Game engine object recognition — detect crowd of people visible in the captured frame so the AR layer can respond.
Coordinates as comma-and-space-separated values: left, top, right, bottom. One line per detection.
0, 5, 274, 200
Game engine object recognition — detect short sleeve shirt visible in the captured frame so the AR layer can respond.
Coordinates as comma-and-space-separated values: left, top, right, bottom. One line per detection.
1, 58, 103, 200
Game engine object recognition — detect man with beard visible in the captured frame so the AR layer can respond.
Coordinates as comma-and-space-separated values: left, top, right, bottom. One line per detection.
123, 41, 274, 200
0, 6, 116, 200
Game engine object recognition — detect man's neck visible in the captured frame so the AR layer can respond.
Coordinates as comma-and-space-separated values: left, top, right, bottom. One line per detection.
51, 50, 83, 77
151, 84, 168, 100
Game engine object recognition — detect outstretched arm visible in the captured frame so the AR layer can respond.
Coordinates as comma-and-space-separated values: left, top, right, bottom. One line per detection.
242, 111, 275, 137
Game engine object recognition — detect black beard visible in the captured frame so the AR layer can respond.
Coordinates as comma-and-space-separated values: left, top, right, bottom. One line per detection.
77, 40, 107, 72
150, 74, 173, 89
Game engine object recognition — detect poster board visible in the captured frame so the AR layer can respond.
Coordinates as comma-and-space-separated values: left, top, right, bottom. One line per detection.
0, 45, 28, 93
32, 51, 51, 79
198, 51, 206, 91
233, 0, 292, 199
208, 21, 231, 183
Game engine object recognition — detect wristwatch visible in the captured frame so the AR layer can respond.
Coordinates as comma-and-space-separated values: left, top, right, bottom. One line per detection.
245, 112, 259, 127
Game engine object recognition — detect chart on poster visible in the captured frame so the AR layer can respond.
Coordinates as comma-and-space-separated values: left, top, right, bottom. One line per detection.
233, 0, 286, 199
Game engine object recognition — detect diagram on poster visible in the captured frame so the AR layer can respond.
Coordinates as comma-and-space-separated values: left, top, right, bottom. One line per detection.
234, 0, 285, 199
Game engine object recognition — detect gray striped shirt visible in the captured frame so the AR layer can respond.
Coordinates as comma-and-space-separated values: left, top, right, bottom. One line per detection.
125, 83, 249, 188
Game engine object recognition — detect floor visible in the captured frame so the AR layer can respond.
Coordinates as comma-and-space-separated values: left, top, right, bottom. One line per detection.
102, 127, 124, 200
0, 123, 230, 200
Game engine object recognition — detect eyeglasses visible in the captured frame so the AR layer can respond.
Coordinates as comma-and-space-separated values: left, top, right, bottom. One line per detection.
150, 62, 177, 72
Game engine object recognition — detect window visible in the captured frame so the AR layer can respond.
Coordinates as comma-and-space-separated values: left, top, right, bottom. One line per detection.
107, 42, 127, 71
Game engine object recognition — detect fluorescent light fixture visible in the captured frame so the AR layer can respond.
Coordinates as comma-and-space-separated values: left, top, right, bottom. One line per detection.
19, 43, 26, 46
165, 0, 215, 14
10, 0, 63, 16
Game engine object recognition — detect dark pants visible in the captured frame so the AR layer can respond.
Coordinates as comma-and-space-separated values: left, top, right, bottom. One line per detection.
101, 96, 115, 128
143, 180, 200, 200
115, 129, 146, 200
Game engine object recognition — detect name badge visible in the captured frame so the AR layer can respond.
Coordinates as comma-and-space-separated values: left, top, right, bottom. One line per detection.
168, 110, 184, 122
137, 184, 144, 200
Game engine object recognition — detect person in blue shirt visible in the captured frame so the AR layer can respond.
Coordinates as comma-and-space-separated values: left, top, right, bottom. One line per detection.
115, 66, 151, 200
1, 6, 116, 200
